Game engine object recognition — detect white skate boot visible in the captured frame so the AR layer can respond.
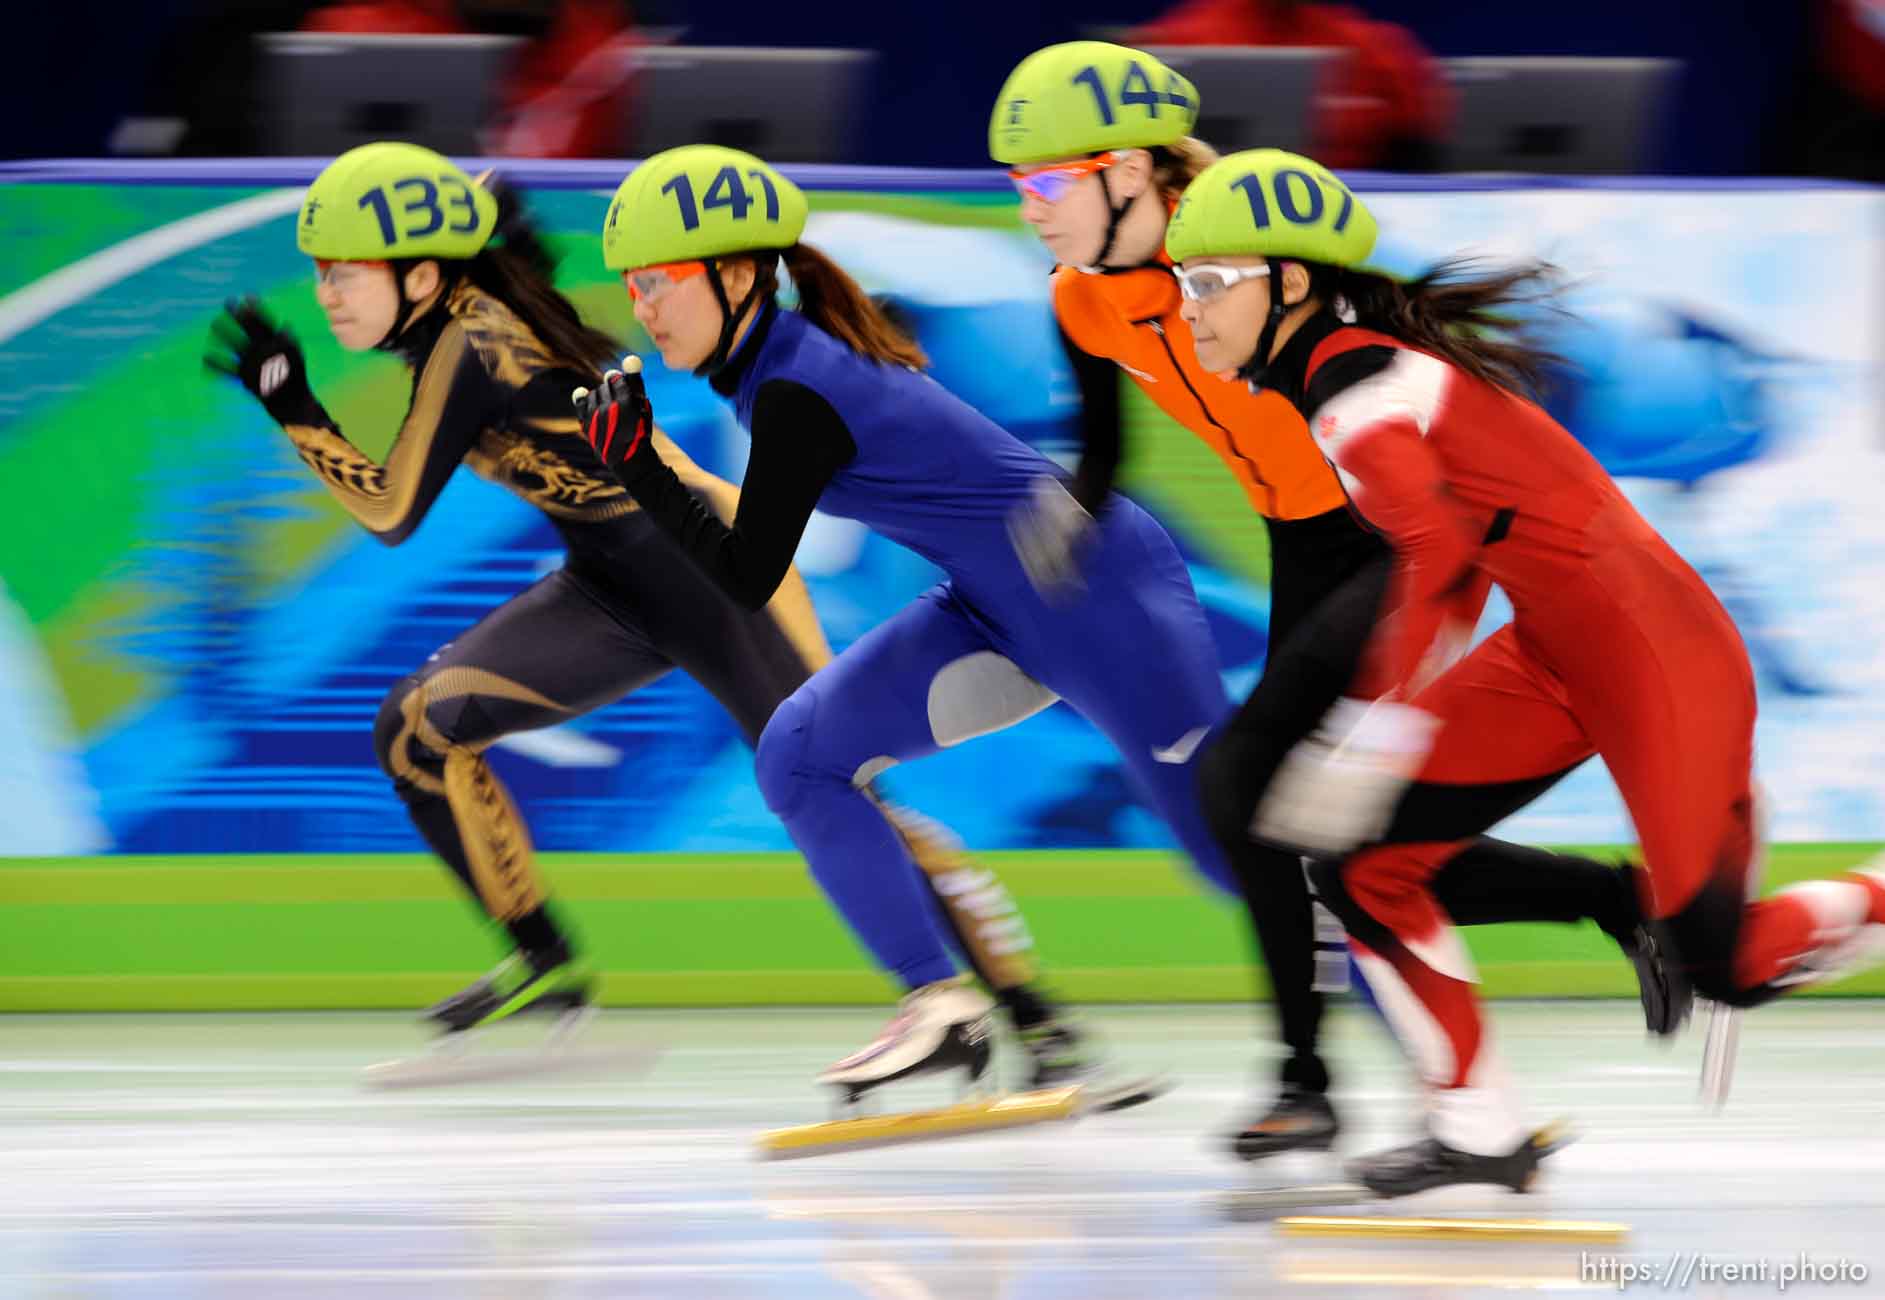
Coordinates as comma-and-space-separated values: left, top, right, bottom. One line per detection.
819, 979, 997, 1108
757, 980, 1088, 1158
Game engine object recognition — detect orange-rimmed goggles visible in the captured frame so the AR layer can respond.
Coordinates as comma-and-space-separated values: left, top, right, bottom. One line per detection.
625, 260, 710, 304
1008, 151, 1121, 205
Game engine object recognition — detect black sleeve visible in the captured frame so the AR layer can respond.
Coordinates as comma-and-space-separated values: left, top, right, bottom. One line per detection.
1059, 325, 1124, 516
617, 378, 858, 611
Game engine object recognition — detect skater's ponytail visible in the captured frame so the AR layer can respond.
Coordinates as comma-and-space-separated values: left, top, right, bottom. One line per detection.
1322, 257, 1571, 400
746, 243, 928, 370
456, 181, 620, 380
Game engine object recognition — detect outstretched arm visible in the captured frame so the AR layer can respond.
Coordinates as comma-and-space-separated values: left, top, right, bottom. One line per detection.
576, 362, 856, 613
654, 428, 835, 669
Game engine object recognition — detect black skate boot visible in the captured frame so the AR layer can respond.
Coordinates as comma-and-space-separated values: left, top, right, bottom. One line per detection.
1625, 915, 1693, 1037
1018, 1019, 1171, 1112
424, 941, 594, 1034
1227, 1084, 1340, 1161
1600, 862, 1692, 1037
1348, 1122, 1573, 1198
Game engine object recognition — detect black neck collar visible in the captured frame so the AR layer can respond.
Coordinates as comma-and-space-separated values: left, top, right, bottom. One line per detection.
709, 299, 779, 397
390, 291, 454, 368
1258, 308, 1347, 413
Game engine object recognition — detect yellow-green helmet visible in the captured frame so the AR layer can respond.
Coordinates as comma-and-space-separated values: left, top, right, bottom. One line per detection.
297, 142, 499, 261
1165, 148, 1378, 267
602, 145, 808, 271
989, 41, 1200, 166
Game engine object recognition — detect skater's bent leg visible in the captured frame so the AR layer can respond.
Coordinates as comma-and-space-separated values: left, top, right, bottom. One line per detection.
1433, 838, 1638, 943
1304, 631, 1596, 1152
754, 590, 1053, 991
757, 692, 957, 989
375, 569, 669, 956
1313, 844, 1528, 1155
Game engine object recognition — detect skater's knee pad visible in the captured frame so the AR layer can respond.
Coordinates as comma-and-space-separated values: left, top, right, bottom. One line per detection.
374, 676, 440, 785
755, 689, 821, 818
757, 688, 902, 819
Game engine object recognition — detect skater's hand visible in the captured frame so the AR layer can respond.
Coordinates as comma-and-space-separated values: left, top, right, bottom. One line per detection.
1252, 697, 1440, 856
1008, 476, 1095, 602
204, 297, 322, 426
573, 355, 658, 485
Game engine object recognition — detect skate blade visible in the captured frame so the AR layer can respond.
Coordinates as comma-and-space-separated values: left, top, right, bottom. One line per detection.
1219, 1184, 1378, 1219
1078, 1072, 1175, 1115
361, 1014, 653, 1092
1699, 999, 1742, 1110
1221, 1179, 1564, 1221
757, 1086, 1082, 1160
1277, 1214, 1629, 1243
361, 1046, 657, 1090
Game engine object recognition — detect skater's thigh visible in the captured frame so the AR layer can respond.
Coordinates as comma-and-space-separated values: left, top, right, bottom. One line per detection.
1377, 627, 1595, 845
406, 568, 672, 746
766, 587, 1057, 782
642, 570, 815, 749
1033, 507, 1228, 756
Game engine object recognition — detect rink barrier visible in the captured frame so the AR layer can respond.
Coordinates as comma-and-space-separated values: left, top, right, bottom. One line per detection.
3, 844, 1880, 1011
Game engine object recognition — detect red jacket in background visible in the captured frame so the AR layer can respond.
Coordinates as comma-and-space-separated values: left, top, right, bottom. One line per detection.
1823, 0, 1885, 110
488, 0, 643, 158
302, 0, 641, 157
1129, 0, 1451, 169
302, 0, 463, 35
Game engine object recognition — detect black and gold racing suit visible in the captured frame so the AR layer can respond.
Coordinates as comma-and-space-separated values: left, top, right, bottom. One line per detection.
275, 280, 1042, 993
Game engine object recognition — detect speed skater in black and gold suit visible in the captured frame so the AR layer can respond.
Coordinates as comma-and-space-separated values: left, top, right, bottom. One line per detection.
205, 142, 1140, 1095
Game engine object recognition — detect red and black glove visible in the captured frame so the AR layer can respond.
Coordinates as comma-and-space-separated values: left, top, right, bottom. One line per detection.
572, 355, 657, 485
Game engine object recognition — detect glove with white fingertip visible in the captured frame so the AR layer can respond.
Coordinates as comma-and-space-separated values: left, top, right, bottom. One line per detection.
572, 354, 658, 485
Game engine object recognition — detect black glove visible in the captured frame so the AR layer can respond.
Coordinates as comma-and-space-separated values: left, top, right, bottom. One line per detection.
572, 355, 658, 485
204, 297, 325, 426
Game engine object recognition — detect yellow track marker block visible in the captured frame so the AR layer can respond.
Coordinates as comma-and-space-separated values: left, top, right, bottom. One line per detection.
1278, 1215, 1630, 1243
757, 1086, 1084, 1160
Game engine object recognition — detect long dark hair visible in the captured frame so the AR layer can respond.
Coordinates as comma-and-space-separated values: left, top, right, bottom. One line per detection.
1320, 257, 1571, 400
454, 180, 620, 382
746, 242, 929, 369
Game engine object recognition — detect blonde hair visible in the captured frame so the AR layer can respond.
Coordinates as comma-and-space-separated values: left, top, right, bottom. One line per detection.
1151, 137, 1221, 205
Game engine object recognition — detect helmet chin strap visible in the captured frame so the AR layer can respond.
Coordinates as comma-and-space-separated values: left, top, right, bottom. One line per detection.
696, 258, 766, 378
373, 258, 454, 354
1236, 258, 1296, 389
1082, 167, 1136, 272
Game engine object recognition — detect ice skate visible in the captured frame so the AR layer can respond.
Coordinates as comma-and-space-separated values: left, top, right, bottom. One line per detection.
1623, 914, 1693, 1037
818, 979, 997, 1106
758, 981, 1082, 1158
1346, 1121, 1574, 1199
1226, 1083, 1340, 1161
1018, 1018, 1172, 1113
361, 946, 618, 1089
422, 944, 596, 1033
